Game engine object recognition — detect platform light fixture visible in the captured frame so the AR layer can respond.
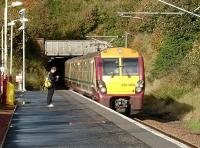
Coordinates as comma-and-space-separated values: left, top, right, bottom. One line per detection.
10, 1, 23, 7
1, 27, 4, 70
19, 8, 28, 92
8, 21, 16, 76
4, 0, 23, 79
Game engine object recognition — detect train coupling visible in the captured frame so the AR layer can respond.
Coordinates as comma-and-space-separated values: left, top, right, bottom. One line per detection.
115, 98, 128, 112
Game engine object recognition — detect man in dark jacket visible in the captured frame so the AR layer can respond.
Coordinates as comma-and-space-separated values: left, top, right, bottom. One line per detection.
47, 67, 59, 107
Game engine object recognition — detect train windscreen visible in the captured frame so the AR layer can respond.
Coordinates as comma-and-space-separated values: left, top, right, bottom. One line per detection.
122, 58, 138, 76
102, 58, 119, 76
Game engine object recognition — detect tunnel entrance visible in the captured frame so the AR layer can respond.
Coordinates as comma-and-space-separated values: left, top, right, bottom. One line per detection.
47, 56, 75, 89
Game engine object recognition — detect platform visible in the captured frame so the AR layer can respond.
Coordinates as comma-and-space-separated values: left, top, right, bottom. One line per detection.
4, 90, 187, 148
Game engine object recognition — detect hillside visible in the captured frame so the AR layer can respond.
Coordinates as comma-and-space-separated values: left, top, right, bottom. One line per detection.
0, 0, 200, 132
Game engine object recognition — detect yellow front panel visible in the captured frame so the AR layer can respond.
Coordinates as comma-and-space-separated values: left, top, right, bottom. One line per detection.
101, 48, 139, 58
103, 76, 140, 94
101, 48, 141, 95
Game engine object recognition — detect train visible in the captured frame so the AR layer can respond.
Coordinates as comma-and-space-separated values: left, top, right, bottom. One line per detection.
65, 47, 145, 115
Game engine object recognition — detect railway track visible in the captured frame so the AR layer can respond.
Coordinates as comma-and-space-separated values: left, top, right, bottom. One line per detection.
133, 117, 199, 148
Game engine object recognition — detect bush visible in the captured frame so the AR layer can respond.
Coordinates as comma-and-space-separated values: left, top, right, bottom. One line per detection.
178, 41, 200, 86
26, 60, 47, 90
151, 35, 193, 78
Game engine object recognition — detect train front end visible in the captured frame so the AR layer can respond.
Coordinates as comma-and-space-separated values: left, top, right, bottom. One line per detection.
96, 48, 145, 114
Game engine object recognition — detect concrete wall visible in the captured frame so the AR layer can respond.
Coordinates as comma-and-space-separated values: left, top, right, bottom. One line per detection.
45, 40, 110, 56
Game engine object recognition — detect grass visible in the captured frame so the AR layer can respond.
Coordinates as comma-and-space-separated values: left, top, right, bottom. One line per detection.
152, 85, 191, 100
142, 37, 200, 133
144, 74, 200, 132
184, 121, 200, 134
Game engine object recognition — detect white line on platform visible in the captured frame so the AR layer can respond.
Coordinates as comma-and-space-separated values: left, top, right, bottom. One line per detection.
70, 90, 190, 148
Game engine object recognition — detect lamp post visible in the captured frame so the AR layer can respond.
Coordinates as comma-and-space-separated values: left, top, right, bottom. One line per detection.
8, 21, 16, 76
1, 27, 4, 68
19, 9, 28, 92
22, 19, 25, 92
1, 27, 4, 93
4, 0, 8, 79
4, 0, 23, 78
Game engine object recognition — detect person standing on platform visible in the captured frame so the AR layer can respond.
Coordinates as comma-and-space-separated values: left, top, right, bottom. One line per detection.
47, 67, 59, 107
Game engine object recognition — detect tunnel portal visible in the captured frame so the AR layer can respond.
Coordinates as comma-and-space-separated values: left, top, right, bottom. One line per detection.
45, 40, 109, 89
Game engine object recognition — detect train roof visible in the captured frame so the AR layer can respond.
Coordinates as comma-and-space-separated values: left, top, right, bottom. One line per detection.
67, 47, 141, 62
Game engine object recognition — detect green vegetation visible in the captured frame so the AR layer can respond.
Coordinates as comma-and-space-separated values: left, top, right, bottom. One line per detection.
185, 121, 200, 133
0, 0, 200, 132
152, 35, 193, 78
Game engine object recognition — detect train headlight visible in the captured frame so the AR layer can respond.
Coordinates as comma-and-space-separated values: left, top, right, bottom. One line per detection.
98, 80, 107, 94
139, 83, 144, 88
100, 87, 107, 93
98, 84, 103, 88
136, 80, 144, 87
135, 87, 142, 93
135, 80, 144, 93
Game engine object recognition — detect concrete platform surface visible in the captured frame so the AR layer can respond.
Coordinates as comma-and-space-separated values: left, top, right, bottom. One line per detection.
4, 90, 185, 148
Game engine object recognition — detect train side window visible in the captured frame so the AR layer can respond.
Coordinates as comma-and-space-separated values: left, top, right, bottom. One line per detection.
102, 58, 119, 76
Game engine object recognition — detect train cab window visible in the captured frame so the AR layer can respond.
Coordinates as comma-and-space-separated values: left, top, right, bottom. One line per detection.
122, 58, 138, 76
102, 58, 119, 76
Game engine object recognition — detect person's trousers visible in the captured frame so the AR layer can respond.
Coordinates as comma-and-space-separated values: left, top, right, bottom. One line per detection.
47, 87, 55, 105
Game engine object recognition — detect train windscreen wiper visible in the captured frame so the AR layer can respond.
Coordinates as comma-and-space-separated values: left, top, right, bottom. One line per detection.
121, 65, 131, 78
111, 72, 115, 78
125, 70, 131, 78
